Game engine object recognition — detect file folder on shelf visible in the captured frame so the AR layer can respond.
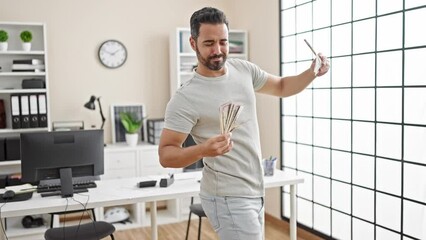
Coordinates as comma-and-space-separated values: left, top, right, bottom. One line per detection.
20, 95, 30, 128
29, 95, 39, 128
10, 95, 21, 129
38, 94, 48, 128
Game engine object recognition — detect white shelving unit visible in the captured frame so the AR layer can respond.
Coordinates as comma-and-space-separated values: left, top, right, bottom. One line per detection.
169, 28, 248, 96
0, 22, 50, 137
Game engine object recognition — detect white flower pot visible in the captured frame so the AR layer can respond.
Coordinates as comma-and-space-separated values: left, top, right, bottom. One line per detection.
22, 42, 31, 51
125, 133, 138, 147
0, 42, 8, 51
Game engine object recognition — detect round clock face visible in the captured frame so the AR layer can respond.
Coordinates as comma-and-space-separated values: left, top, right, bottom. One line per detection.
98, 40, 127, 68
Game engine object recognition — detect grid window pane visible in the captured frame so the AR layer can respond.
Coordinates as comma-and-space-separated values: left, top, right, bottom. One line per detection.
353, 18, 376, 54
313, 28, 331, 57
332, 210, 351, 240
314, 176, 330, 206
297, 171, 313, 200
331, 0, 351, 25
331, 56, 351, 88
283, 192, 291, 218
405, 0, 426, 8
297, 32, 313, 61
332, 89, 351, 119
377, 13, 403, 51
353, 154, 375, 189
405, 8, 426, 48
404, 125, 426, 165
376, 193, 401, 231
331, 24, 352, 56
297, 117, 312, 144
353, 54, 375, 87
377, 50, 402, 86
353, 121, 375, 155
313, 0, 331, 29
297, 144, 312, 172
353, 186, 375, 222
313, 118, 330, 147
282, 116, 296, 140
313, 89, 330, 118
331, 120, 351, 151
282, 94, 297, 115
313, 147, 331, 177
298, 198, 313, 227
282, 36, 296, 62
313, 204, 331, 235
281, 0, 295, 9
403, 200, 426, 239
377, 0, 403, 15
331, 150, 351, 183
352, 88, 375, 121
376, 226, 401, 240
404, 88, 426, 125
296, 2, 312, 33
282, 8, 296, 36
376, 158, 402, 196
405, 48, 426, 86
283, 142, 297, 168
331, 181, 351, 213
353, 218, 375, 240
353, 0, 376, 20
296, 89, 312, 117
282, 62, 297, 76
403, 163, 426, 202
376, 88, 402, 123
376, 123, 402, 159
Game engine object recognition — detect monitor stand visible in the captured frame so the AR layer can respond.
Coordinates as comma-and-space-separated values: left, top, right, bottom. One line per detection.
60, 168, 74, 198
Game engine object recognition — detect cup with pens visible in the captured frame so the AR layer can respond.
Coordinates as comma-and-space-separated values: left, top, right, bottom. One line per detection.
263, 156, 277, 176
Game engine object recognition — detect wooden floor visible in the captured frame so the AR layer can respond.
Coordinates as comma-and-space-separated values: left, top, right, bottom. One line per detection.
106, 216, 322, 240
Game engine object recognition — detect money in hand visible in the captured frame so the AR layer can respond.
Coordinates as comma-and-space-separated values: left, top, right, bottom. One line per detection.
219, 102, 244, 134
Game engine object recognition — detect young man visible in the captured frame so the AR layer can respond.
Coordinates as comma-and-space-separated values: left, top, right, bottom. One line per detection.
159, 7, 329, 240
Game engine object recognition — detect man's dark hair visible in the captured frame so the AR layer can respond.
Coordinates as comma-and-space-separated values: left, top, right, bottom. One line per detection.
190, 7, 229, 40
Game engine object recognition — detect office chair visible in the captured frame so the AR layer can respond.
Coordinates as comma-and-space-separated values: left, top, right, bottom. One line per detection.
45, 209, 116, 240
185, 196, 207, 240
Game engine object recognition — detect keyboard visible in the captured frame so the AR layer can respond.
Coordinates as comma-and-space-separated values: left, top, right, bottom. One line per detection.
37, 181, 97, 193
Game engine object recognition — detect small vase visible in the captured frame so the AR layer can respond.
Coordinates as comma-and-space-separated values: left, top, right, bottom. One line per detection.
125, 133, 138, 147
22, 42, 31, 51
0, 42, 8, 51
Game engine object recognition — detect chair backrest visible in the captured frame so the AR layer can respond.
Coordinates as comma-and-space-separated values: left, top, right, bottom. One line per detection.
183, 135, 204, 172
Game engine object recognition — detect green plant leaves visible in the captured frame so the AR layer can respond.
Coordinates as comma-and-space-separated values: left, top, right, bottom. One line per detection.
20, 30, 32, 43
119, 112, 143, 134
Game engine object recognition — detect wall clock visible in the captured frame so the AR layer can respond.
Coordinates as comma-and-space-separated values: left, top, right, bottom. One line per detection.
98, 40, 127, 68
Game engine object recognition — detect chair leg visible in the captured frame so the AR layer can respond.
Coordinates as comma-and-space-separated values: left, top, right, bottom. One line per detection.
185, 212, 192, 240
197, 217, 202, 240
110, 233, 115, 240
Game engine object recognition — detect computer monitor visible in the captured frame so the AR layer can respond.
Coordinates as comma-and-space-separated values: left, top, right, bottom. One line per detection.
20, 129, 104, 197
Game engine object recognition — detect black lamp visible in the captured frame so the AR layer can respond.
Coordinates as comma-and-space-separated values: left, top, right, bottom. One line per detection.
84, 95, 106, 129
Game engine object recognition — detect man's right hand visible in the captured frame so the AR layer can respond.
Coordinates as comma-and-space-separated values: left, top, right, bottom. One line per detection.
201, 133, 233, 157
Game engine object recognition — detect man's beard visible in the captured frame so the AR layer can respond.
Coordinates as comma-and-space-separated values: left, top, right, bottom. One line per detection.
195, 46, 227, 71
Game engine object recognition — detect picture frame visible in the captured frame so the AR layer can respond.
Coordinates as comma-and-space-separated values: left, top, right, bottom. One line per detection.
110, 103, 146, 144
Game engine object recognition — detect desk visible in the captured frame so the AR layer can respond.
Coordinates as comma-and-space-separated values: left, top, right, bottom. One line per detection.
1, 170, 303, 240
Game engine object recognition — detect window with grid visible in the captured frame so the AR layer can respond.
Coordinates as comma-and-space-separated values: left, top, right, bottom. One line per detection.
279, 1, 426, 239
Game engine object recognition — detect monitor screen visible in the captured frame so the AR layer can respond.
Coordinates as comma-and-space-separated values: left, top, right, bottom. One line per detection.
20, 129, 104, 185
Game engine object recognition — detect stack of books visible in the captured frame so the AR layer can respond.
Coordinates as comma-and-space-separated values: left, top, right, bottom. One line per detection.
12, 59, 45, 73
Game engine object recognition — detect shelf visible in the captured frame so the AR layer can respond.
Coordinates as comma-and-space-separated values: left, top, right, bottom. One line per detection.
0, 127, 48, 134
0, 72, 46, 76
0, 89, 47, 94
0, 51, 45, 55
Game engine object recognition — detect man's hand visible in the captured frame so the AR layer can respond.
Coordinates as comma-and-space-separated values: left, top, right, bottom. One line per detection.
201, 133, 233, 157
311, 53, 330, 77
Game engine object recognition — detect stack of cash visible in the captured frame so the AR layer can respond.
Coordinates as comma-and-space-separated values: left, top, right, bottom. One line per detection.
219, 102, 244, 134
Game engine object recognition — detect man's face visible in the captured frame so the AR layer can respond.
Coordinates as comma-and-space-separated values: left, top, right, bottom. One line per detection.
192, 23, 229, 71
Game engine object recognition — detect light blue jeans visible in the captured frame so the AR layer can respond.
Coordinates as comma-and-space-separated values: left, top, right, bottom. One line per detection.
199, 193, 264, 240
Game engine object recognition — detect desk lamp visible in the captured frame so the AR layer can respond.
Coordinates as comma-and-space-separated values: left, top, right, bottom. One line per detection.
84, 95, 106, 129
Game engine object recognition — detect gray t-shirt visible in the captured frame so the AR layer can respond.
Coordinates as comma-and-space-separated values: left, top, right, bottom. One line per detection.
164, 58, 268, 197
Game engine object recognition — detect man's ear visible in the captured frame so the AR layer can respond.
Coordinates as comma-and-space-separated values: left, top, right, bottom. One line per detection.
189, 36, 196, 51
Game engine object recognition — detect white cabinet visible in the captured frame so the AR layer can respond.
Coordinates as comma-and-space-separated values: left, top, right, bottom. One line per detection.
0, 22, 51, 136
169, 28, 248, 96
102, 143, 182, 229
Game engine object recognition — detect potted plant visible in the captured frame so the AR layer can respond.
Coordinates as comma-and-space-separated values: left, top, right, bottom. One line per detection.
20, 30, 32, 51
119, 112, 143, 147
0, 30, 8, 51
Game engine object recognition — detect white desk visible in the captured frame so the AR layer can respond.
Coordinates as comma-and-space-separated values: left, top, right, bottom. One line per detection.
1, 170, 303, 240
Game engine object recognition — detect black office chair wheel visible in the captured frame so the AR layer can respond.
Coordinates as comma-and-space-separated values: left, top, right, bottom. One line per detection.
44, 221, 115, 240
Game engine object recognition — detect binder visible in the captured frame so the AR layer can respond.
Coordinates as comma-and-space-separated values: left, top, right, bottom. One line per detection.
38, 94, 48, 127
29, 95, 39, 128
10, 95, 21, 129
20, 95, 30, 128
